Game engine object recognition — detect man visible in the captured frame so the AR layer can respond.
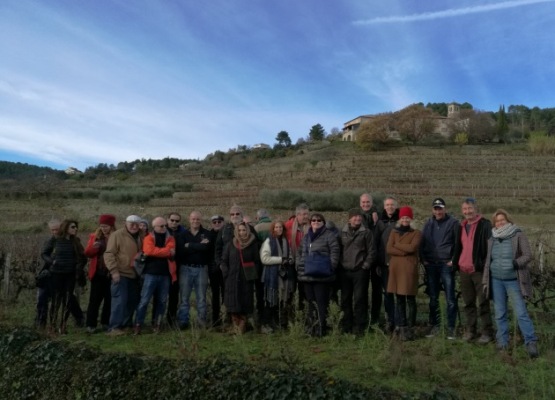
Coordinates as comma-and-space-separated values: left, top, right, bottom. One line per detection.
339, 208, 375, 335
134, 216, 176, 334
176, 211, 212, 329
360, 193, 379, 327
254, 208, 272, 242
38, 219, 84, 330
420, 198, 459, 339
359, 193, 378, 230
104, 214, 143, 336
453, 197, 494, 343
35, 219, 60, 329
284, 203, 310, 309
165, 211, 186, 327
208, 214, 225, 326
373, 196, 399, 332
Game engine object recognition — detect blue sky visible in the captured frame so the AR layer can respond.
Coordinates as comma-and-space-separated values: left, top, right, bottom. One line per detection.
1, 0, 554, 170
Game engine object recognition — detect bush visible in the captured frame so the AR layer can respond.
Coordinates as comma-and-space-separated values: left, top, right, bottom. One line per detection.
0, 328, 457, 400
260, 189, 385, 212
528, 131, 555, 154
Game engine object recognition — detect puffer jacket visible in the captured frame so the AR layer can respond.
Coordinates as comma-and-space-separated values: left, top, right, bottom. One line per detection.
482, 230, 534, 299
296, 228, 340, 283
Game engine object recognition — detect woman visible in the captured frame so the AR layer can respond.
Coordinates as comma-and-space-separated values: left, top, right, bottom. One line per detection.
259, 220, 295, 332
482, 209, 539, 358
48, 219, 86, 334
297, 213, 340, 337
386, 206, 421, 341
139, 219, 149, 235
221, 222, 261, 334
84, 214, 116, 333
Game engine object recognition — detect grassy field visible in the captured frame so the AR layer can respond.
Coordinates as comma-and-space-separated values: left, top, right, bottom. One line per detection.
1, 142, 555, 398
1, 289, 554, 399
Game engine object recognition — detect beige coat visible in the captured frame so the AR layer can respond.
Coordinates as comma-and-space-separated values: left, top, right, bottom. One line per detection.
386, 228, 422, 296
104, 227, 143, 279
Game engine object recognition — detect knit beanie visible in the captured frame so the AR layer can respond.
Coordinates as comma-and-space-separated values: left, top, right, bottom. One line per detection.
99, 214, 116, 226
398, 206, 414, 220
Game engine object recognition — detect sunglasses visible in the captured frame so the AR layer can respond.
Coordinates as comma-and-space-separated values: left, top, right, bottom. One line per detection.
230, 213, 241, 216
169, 219, 180, 223
69, 225, 78, 229
311, 219, 323, 223
212, 220, 223, 223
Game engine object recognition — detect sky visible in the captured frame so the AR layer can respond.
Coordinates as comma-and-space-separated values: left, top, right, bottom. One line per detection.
1, 0, 554, 170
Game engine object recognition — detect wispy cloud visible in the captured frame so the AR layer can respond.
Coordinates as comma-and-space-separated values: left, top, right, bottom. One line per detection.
353, 0, 554, 25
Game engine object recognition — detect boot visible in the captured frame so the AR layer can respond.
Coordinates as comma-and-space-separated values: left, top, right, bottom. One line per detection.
133, 324, 141, 336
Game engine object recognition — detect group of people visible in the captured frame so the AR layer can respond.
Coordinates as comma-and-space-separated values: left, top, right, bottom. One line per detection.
35, 194, 539, 358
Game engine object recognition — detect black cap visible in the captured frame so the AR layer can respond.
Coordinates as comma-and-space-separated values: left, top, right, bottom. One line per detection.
432, 198, 446, 208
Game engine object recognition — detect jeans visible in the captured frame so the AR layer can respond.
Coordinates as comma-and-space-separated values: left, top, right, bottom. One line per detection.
460, 271, 493, 336
425, 263, 457, 329
340, 269, 370, 334
177, 265, 208, 326
109, 276, 140, 330
135, 274, 171, 327
491, 278, 537, 346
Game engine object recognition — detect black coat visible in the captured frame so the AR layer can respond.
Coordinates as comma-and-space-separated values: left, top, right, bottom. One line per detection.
221, 240, 261, 314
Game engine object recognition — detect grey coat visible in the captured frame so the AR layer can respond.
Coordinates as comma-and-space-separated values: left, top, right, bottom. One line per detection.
340, 224, 375, 271
482, 230, 534, 299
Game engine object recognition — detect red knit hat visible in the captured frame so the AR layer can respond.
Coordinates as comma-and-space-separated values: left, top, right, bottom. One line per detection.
99, 214, 116, 226
398, 206, 413, 220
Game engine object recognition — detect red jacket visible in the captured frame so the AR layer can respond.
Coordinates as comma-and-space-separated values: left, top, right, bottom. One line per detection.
84, 233, 106, 280
142, 232, 177, 283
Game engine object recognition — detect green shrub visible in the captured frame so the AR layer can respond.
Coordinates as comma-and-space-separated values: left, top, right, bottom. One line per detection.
0, 328, 458, 400
64, 188, 100, 199
528, 131, 555, 154
260, 189, 385, 212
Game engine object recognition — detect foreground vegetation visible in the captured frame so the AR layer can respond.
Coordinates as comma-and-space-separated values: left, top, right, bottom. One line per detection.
1, 291, 554, 399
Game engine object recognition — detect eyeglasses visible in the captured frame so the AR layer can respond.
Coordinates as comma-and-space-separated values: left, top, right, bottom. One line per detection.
212, 220, 223, 224
311, 219, 323, 223
169, 219, 180, 223
230, 213, 241, 216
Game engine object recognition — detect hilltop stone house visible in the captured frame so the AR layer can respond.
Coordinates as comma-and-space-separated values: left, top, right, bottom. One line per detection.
342, 102, 462, 142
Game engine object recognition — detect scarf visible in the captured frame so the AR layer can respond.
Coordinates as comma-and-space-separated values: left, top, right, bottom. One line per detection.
307, 225, 326, 242
395, 225, 411, 235
492, 223, 520, 240
233, 223, 256, 249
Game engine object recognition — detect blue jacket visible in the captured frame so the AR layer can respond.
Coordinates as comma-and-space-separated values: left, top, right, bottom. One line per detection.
420, 214, 459, 264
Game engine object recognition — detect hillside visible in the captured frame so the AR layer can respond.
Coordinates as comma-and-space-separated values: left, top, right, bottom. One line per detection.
1, 141, 555, 234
